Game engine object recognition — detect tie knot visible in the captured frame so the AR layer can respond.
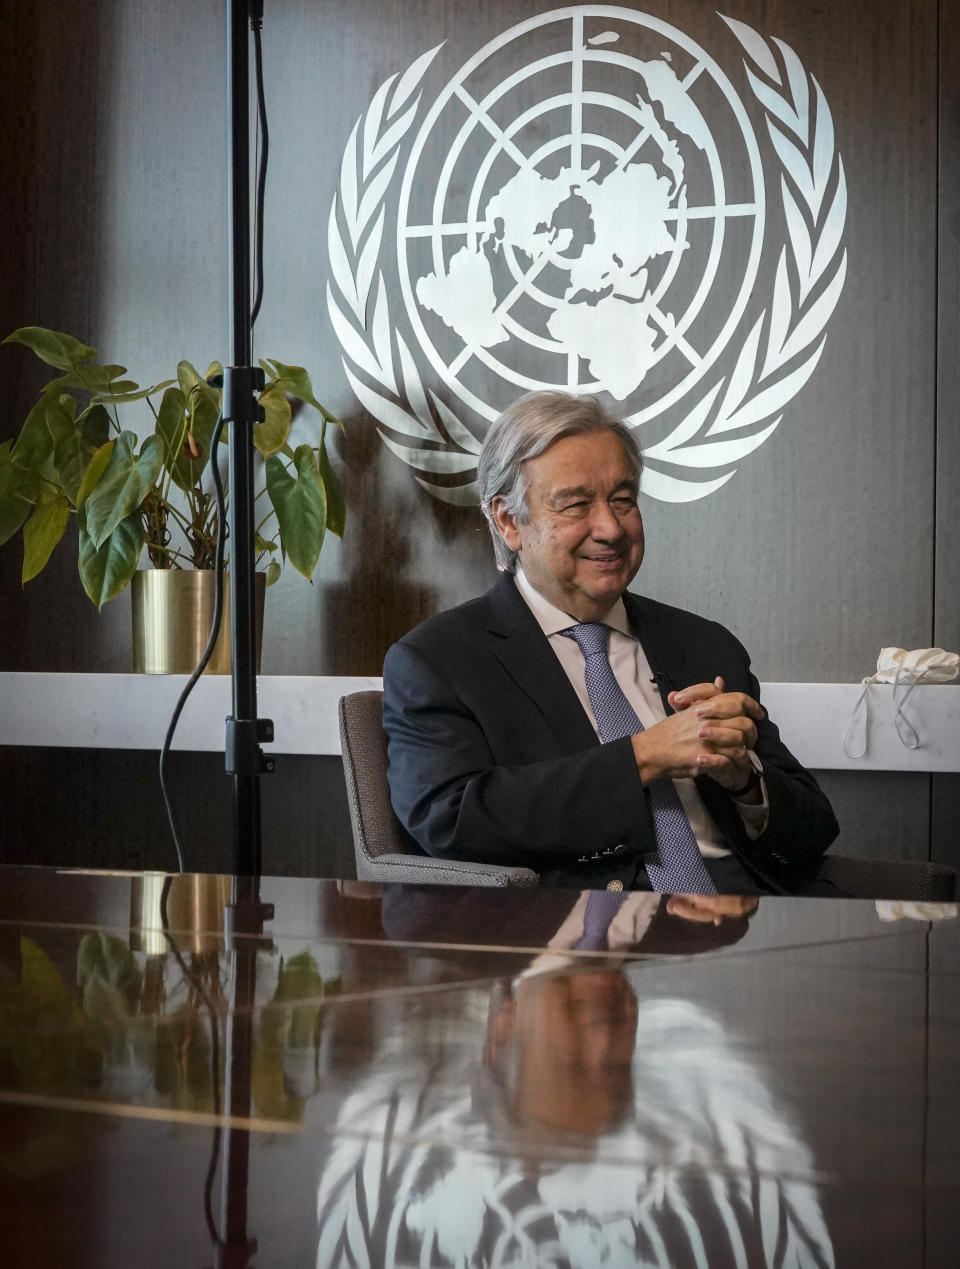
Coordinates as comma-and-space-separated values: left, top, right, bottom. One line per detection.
561, 622, 610, 657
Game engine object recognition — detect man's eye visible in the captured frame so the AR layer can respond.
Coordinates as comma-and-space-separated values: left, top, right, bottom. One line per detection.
611, 496, 637, 511
561, 501, 590, 514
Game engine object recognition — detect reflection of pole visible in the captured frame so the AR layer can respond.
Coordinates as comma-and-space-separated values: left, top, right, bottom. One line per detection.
215, 954, 257, 1267
213, 876, 274, 1269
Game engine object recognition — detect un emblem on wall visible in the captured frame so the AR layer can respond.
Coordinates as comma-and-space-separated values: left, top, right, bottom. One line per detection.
328, 9, 847, 503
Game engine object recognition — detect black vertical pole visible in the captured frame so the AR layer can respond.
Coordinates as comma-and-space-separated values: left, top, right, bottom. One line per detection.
224, 0, 265, 877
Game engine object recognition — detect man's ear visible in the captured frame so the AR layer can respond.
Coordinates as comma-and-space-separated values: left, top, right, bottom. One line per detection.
491, 496, 522, 551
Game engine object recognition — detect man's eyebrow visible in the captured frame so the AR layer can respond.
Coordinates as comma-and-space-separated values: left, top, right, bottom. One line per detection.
549, 479, 638, 501
550, 485, 593, 501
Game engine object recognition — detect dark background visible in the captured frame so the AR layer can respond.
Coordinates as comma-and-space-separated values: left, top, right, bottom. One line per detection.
1, 0, 957, 876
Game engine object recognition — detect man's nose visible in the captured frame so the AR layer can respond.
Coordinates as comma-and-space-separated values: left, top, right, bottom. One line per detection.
588, 501, 624, 539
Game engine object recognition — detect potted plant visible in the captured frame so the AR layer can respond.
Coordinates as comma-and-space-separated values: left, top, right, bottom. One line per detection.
0, 326, 343, 670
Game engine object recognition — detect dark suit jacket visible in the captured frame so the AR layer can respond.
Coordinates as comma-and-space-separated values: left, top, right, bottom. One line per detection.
382, 574, 838, 892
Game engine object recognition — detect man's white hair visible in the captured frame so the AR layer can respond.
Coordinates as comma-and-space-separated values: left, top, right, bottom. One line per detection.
477, 391, 643, 572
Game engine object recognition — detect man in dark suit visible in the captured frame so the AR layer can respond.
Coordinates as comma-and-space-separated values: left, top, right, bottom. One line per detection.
383, 391, 838, 893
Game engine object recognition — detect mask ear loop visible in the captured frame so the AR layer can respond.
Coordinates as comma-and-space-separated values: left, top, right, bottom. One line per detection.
842, 676, 875, 759
892, 663, 923, 749
892, 659, 960, 748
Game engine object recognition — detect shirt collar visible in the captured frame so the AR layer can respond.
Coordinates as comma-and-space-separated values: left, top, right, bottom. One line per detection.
514, 566, 633, 639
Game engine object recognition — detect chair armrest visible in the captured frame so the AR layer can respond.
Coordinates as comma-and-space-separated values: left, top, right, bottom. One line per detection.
819, 853, 957, 901
356, 852, 539, 889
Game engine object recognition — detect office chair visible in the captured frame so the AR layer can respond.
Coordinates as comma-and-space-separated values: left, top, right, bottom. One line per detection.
338, 690, 538, 888
338, 691, 957, 901
817, 853, 956, 901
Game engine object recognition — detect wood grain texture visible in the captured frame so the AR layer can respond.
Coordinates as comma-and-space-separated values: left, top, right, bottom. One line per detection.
0, 746, 354, 877
1, 873, 957, 1267
936, 0, 960, 649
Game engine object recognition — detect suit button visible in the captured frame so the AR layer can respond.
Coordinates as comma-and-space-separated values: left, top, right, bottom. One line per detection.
607, 880, 624, 892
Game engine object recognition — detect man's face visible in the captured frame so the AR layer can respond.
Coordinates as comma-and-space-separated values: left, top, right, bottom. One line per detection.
493, 429, 644, 622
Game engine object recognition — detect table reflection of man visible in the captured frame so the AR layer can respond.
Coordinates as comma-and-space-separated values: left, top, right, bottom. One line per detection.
317, 893, 835, 1269
481, 894, 758, 1136
383, 391, 839, 895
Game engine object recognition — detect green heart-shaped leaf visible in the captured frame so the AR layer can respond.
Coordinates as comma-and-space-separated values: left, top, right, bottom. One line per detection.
44, 397, 97, 505
319, 442, 345, 538
3, 326, 97, 370
155, 386, 188, 481
254, 381, 292, 456
82, 431, 163, 549
259, 359, 339, 426
265, 445, 326, 580
76, 440, 116, 512
42, 364, 131, 395
23, 495, 70, 583
90, 379, 174, 407
78, 512, 144, 608
11, 393, 57, 471
0, 442, 36, 546
77, 403, 111, 448
178, 360, 220, 405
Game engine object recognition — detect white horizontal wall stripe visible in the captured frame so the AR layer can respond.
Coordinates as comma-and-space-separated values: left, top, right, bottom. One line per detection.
1, 673, 958, 771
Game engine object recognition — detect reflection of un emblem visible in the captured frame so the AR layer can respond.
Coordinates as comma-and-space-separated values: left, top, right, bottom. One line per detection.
328, 8, 847, 503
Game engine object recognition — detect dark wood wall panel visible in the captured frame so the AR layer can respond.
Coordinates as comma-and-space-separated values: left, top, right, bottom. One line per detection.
0, 746, 354, 878
937, 0, 960, 649
0, 0, 955, 871
932, 0, 960, 874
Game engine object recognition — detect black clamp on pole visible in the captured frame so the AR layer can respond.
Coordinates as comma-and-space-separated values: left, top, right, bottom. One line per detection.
225, 716, 276, 777
222, 364, 265, 428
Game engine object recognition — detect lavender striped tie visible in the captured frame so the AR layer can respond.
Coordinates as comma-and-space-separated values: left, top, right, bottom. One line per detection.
562, 622, 717, 895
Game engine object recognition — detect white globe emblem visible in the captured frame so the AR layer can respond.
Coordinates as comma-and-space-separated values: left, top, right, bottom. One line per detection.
327, 9, 847, 503
397, 9, 764, 421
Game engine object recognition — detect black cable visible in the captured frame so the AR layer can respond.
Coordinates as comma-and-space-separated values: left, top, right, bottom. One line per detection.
250, 15, 268, 330
158, 412, 230, 872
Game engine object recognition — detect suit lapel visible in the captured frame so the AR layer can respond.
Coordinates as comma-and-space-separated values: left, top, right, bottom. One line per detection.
624, 591, 687, 715
486, 574, 599, 754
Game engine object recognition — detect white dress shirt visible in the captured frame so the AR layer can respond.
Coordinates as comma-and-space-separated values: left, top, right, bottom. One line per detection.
514, 568, 768, 857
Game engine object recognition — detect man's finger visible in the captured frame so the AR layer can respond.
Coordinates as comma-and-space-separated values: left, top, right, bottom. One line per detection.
669, 681, 724, 709
696, 693, 764, 721
697, 720, 758, 749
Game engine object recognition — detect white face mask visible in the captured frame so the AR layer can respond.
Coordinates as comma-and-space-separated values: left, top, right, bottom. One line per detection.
873, 647, 960, 685
843, 647, 960, 758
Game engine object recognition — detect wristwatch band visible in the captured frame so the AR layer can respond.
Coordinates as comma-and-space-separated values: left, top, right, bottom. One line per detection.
729, 751, 764, 798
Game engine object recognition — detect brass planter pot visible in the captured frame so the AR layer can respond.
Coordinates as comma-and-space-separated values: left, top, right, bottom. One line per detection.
131, 570, 265, 675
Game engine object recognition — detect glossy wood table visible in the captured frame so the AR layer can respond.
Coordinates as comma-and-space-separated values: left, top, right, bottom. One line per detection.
0, 866, 957, 1267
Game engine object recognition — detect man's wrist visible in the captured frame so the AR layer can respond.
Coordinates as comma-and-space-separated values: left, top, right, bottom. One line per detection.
630, 732, 662, 784
727, 752, 764, 799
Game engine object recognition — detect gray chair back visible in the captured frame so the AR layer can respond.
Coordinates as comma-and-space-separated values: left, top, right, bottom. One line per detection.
337, 691, 539, 888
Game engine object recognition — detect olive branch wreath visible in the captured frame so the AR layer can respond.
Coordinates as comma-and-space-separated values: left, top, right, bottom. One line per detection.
326, 15, 847, 505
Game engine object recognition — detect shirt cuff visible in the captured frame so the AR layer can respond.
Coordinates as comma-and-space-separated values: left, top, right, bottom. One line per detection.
732, 753, 768, 840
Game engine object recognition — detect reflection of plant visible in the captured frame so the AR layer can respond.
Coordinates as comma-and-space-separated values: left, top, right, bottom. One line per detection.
78, 934, 226, 1113
76, 929, 144, 1063
0, 326, 343, 608
76, 934, 330, 1121
143, 951, 225, 1115
0, 937, 105, 1179
252, 951, 325, 1121
0, 929, 332, 1181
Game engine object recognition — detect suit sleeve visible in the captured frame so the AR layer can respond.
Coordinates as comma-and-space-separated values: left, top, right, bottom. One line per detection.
382, 639, 659, 868
694, 623, 839, 887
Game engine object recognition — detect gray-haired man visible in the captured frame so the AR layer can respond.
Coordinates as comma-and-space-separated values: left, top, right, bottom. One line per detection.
383, 391, 838, 893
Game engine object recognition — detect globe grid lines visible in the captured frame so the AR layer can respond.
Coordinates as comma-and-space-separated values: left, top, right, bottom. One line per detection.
326, 8, 846, 504
396, 11, 765, 416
